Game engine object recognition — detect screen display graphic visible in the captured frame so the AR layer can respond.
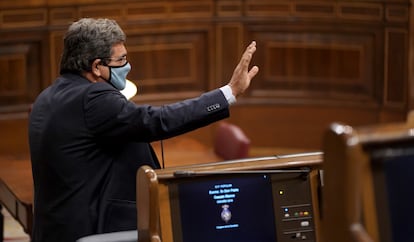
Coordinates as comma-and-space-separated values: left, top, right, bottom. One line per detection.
176, 174, 277, 242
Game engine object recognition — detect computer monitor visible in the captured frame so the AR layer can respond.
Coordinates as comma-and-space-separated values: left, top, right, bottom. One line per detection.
367, 142, 414, 242
137, 153, 323, 242
169, 171, 316, 242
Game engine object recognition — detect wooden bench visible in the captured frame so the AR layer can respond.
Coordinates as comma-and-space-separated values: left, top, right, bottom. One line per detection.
0, 159, 33, 239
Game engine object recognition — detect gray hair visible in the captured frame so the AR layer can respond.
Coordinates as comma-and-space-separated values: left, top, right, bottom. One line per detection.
59, 18, 126, 74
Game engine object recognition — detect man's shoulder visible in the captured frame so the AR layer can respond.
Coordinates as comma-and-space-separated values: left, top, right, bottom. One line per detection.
56, 74, 116, 93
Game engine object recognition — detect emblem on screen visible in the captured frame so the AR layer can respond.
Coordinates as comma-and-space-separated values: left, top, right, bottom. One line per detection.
221, 204, 232, 223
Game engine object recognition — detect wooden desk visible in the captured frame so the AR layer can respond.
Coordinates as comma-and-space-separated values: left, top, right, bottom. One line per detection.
0, 140, 309, 241
151, 137, 222, 167
137, 151, 324, 242
0, 159, 33, 238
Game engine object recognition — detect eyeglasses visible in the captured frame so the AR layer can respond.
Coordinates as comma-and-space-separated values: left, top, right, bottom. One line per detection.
98, 55, 128, 66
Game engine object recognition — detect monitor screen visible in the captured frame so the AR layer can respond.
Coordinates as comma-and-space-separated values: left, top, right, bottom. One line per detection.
370, 145, 414, 242
168, 171, 316, 242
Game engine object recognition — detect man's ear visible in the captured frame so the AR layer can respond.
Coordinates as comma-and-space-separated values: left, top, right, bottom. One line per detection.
91, 59, 102, 76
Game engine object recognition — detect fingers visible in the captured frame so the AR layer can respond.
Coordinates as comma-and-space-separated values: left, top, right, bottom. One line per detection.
233, 41, 257, 76
242, 41, 258, 79
240, 41, 257, 68
227, 41, 259, 97
248, 65, 259, 80
247, 41, 257, 52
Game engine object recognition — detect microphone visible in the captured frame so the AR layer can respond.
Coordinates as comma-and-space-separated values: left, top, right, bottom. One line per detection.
173, 167, 311, 178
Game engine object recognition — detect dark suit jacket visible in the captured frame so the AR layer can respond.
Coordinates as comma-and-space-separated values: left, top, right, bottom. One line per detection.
29, 73, 230, 242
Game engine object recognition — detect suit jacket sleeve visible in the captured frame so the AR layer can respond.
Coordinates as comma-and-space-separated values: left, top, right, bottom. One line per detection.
84, 83, 230, 143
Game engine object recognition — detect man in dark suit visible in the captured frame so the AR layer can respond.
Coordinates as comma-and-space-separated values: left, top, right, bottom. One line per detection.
28, 18, 258, 242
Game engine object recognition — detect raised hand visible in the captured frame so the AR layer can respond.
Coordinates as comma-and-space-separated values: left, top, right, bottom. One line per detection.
228, 41, 259, 97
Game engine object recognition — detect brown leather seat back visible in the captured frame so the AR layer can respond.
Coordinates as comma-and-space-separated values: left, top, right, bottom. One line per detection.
213, 122, 250, 160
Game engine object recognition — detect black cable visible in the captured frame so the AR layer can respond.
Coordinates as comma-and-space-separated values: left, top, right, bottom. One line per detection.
160, 105, 165, 169
161, 139, 165, 169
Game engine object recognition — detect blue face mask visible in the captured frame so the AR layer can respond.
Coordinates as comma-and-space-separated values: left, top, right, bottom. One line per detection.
107, 62, 131, 90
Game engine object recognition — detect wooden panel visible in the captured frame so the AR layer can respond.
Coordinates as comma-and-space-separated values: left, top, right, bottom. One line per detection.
245, 0, 292, 17
0, 8, 47, 29
0, 42, 42, 105
216, 23, 243, 87
125, 32, 209, 97
126, 1, 214, 21
0, 0, 121, 8
126, 2, 169, 21
245, 0, 385, 22
227, 105, 380, 149
170, 1, 214, 19
338, 2, 383, 21
384, 29, 408, 107
0, 116, 29, 155
216, 0, 243, 17
49, 31, 65, 82
386, 5, 409, 22
294, 1, 337, 18
249, 27, 378, 104
79, 4, 125, 21
49, 7, 78, 26
0, 50, 26, 99
0, 0, 46, 10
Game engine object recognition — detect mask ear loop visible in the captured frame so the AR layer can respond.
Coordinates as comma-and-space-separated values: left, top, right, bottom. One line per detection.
94, 59, 111, 83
